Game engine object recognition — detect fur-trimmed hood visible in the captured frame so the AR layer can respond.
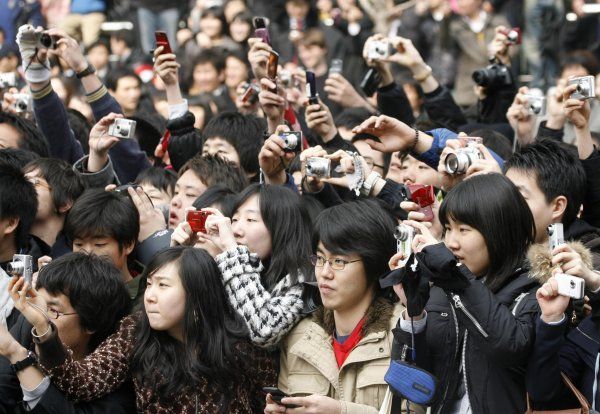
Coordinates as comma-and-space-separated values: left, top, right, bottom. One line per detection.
527, 241, 593, 284
312, 297, 394, 337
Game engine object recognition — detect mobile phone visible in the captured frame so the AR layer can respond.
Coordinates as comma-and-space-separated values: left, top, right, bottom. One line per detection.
160, 130, 171, 153
306, 70, 319, 105
241, 82, 260, 104
254, 17, 271, 45
187, 210, 213, 233
262, 387, 300, 408
155, 31, 172, 54
406, 184, 435, 222
329, 59, 343, 76
267, 51, 279, 93
360, 68, 381, 97
115, 183, 142, 193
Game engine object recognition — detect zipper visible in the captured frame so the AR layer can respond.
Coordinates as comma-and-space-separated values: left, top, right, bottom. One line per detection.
452, 294, 489, 338
461, 331, 471, 411
577, 326, 600, 345
511, 292, 529, 317
435, 304, 461, 414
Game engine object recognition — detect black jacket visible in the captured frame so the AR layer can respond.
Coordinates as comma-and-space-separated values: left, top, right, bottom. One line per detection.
392, 243, 540, 414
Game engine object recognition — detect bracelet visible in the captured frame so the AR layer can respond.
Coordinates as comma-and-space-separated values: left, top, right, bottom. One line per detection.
407, 128, 420, 155
413, 65, 432, 83
31, 324, 51, 339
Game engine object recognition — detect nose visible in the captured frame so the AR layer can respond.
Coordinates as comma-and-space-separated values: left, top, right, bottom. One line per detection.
232, 221, 243, 238
145, 284, 157, 304
403, 166, 416, 185
445, 231, 460, 251
318, 260, 334, 279
171, 194, 182, 209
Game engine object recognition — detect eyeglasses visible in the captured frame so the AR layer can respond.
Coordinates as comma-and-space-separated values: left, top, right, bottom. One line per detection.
27, 177, 51, 190
363, 157, 385, 171
47, 308, 77, 320
311, 254, 361, 270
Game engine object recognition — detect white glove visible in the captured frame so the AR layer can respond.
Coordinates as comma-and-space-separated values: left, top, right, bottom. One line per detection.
16, 24, 51, 83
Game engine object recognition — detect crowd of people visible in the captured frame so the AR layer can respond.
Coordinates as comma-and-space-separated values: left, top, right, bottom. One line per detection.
0, 0, 599, 413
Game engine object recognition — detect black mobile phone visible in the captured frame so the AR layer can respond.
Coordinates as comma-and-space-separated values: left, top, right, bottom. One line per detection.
262, 387, 300, 408
306, 70, 319, 105
360, 68, 381, 97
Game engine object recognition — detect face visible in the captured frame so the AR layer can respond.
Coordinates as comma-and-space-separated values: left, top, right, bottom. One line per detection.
140, 183, 172, 211
390, 154, 442, 187
145, 261, 186, 341
168, 170, 207, 229
506, 168, 554, 243
0, 56, 18, 73
72, 236, 131, 271
87, 45, 109, 69
225, 56, 248, 89
229, 18, 251, 43
202, 137, 241, 167
231, 194, 272, 260
456, 0, 482, 16
200, 14, 224, 39
298, 44, 327, 70
560, 65, 589, 83
113, 76, 141, 114
0, 123, 21, 149
193, 63, 223, 94
353, 140, 386, 176
24, 169, 55, 221
224, 0, 247, 22
38, 288, 89, 354
286, 0, 310, 20
315, 243, 372, 312
189, 105, 207, 129
443, 218, 490, 277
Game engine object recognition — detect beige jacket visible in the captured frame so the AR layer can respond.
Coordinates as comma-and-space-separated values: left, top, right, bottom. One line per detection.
278, 298, 417, 414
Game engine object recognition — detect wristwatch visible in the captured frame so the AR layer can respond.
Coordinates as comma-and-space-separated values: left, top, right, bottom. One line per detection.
76, 64, 96, 79
11, 350, 37, 374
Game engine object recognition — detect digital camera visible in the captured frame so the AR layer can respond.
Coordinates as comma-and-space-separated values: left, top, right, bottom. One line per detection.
502, 27, 522, 45
445, 137, 483, 175
7, 254, 33, 284
472, 62, 513, 90
0, 72, 16, 89
548, 223, 564, 252
36, 32, 56, 49
329, 59, 343, 76
279, 70, 293, 88
525, 94, 546, 116
367, 39, 392, 60
568, 76, 596, 100
13, 94, 31, 113
240, 82, 260, 104
187, 210, 213, 233
305, 157, 331, 179
394, 224, 414, 258
555, 273, 585, 299
279, 131, 302, 152
108, 118, 137, 139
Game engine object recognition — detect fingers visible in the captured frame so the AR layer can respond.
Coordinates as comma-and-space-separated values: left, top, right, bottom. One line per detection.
538, 278, 559, 298
97, 112, 123, 127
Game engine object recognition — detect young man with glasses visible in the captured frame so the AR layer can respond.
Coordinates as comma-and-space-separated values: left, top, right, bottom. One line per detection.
265, 200, 410, 413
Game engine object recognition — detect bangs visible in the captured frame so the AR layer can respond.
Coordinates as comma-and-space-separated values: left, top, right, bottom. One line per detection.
439, 183, 481, 230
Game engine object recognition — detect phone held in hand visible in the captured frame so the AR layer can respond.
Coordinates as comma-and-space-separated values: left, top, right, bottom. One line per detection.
267, 51, 279, 93
154, 31, 172, 54
262, 387, 300, 408
254, 17, 271, 45
360, 68, 381, 97
306, 70, 319, 105
406, 184, 435, 222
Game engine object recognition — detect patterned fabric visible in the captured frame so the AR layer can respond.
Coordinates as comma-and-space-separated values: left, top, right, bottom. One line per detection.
41, 314, 277, 413
215, 245, 305, 348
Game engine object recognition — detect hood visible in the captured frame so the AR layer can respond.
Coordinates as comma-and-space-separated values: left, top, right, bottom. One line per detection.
527, 241, 593, 284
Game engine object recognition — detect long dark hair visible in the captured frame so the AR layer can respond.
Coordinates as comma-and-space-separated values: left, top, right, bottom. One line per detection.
130, 247, 247, 404
439, 174, 536, 292
232, 184, 313, 288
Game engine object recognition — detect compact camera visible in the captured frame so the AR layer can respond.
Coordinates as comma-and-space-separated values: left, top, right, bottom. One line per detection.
240, 82, 260, 104
7, 254, 33, 284
305, 157, 331, 179
108, 118, 137, 139
279, 70, 293, 88
279, 131, 302, 152
472, 62, 513, 90
394, 224, 414, 259
445, 137, 483, 175
525, 94, 546, 116
367, 40, 392, 60
187, 210, 213, 233
555, 273, 585, 300
12, 94, 31, 113
36, 32, 56, 49
548, 223, 564, 252
502, 27, 522, 45
329, 59, 343, 76
568, 76, 596, 100
0, 72, 16, 89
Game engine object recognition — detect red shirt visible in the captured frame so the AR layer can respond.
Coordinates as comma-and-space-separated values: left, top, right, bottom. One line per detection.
332, 317, 366, 368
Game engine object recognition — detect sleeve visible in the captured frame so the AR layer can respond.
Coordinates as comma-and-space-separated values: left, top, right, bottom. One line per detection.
581, 150, 600, 228
377, 82, 415, 126
133, 229, 173, 267
21, 376, 50, 410
302, 182, 344, 209
241, 342, 277, 413
323, 132, 359, 154
31, 84, 84, 164
72, 156, 120, 189
422, 86, 467, 131
166, 112, 203, 172
214, 246, 305, 348
536, 121, 564, 142
36, 317, 136, 402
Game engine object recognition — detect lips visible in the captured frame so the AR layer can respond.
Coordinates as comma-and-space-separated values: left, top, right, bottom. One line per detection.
319, 283, 335, 294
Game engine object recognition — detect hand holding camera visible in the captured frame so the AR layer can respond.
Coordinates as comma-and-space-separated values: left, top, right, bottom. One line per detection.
405, 219, 438, 253
487, 25, 519, 65
88, 113, 131, 173
300, 145, 329, 193
537, 277, 573, 323
563, 80, 592, 130
16, 25, 52, 84
551, 242, 600, 292
198, 208, 239, 255
8, 275, 49, 340
400, 190, 443, 239
259, 125, 298, 185
506, 86, 537, 144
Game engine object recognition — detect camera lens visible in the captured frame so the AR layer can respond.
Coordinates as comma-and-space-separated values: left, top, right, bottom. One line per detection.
445, 153, 460, 174
530, 101, 541, 114
120, 128, 129, 136
394, 225, 410, 241
40, 34, 52, 48
472, 69, 488, 87
7, 261, 23, 275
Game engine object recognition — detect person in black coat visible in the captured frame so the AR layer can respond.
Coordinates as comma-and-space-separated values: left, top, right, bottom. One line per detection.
381, 174, 540, 413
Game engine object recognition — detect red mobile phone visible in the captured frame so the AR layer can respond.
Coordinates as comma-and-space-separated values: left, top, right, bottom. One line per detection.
155, 31, 172, 54
407, 184, 435, 222
160, 130, 171, 153
186, 210, 213, 233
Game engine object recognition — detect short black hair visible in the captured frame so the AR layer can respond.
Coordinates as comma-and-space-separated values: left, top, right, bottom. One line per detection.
24, 158, 86, 213
0, 148, 39, 170
105, 68, 141, 91
135, 167, 177, 198
504, 139, 585, 226
560, 50, 600, 76
37, 252, 131, 351
179, 154, 248, 192
65, 189, 139, 249
0, 111, 50, 157
0, 164, 37, 248
334, 108, 373, 130
192, 185, 237, 217
111, 29, 135, 47
85, 39, 110, 54
313, 199, 397, 288
192, 48, 226, 73
202, 112, 264, 177
470, 128, 513, 160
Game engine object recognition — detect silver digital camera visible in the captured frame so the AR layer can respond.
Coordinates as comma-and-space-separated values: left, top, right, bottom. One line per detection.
36, 32, 56, 50
394, 224, 414, 258
279, 131, 302, 152
367, 40, 392, 61
445, 137, 483, 175
12, 94, 31, 113
305, 157, 331, 179
0, 72, 16, 89
568, 76, 596, 100
548, 223, 564, 252
525, 95, 546, 116
7, 254, 33, 284
108, 118, 137, 139
555, 273, 585, 299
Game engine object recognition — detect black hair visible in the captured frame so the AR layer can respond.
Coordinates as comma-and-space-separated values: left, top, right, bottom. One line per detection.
37, 252, 131, 351
0, 164, 37, 248
232, 184, 313, 287
192, 185, 237, 217
439, 174, 535, 292
179, 153, 248, 192
135, 167, 177, 198
105, 68, 141, 91
201, 6, 228, 38
187, 93, 215, 129
65, 189, 139, 250
230, 10, 253, 41
0, 111, 50, 157
334, 107, 373, 130
111, 29, 135, 48
130, 113, 164, 161
504, 139, 585, 226
560, 50, 600, 76
351, 134, 392, 174
202, 112, 264, 177
85, 40, 110, 54
185, 48, 227, 91
0, 148, 39, 170
470, 128, 513, 160
66, 109, 92, 154
131, 247, 247, 405
312, 199, 396, 288
24, 158, 85, 214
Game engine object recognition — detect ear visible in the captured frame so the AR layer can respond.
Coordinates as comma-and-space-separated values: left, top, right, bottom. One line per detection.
123, 241, 135, 257
3, 216, 19, 236
550, 195, 568, 222
58, 200, 74, 215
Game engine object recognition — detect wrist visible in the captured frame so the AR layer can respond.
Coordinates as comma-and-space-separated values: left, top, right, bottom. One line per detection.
409, 61, 428, 74
73, 60, 88, 73
541, 313, 565, 324
7, 343, 27, 364
322, 127, 337, 143
546, 115, 566, 130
